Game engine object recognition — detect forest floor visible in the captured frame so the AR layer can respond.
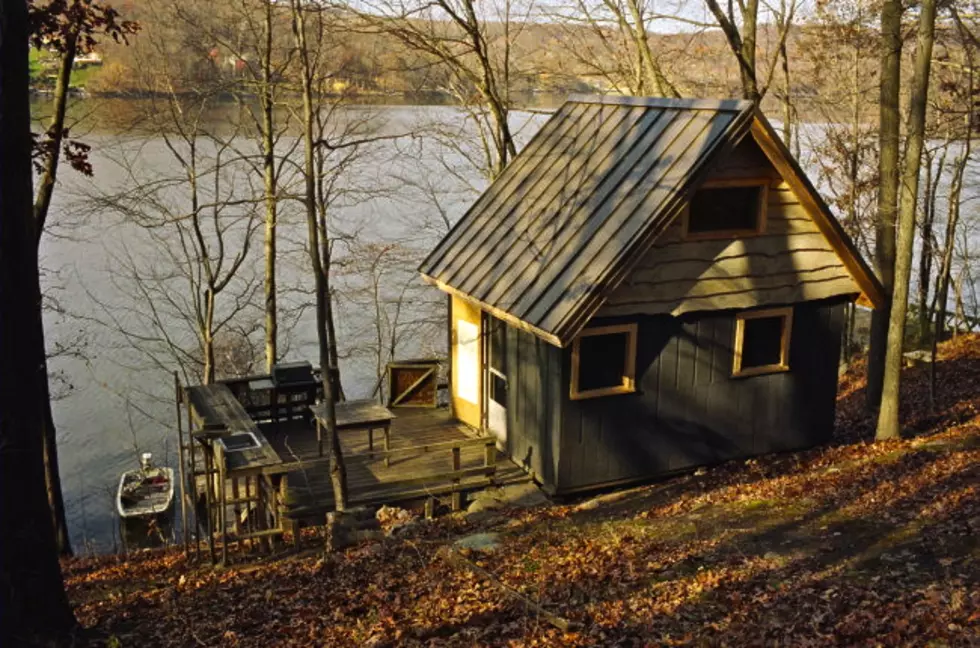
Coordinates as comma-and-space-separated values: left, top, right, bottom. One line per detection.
66, 335, 980, 647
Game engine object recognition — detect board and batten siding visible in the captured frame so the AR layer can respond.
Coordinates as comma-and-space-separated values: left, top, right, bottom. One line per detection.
597, 138, 860, 317
554, 299, 847, 493
500, 324, 563, 492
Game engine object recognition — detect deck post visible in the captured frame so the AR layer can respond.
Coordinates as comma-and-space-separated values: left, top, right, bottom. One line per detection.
451, 446, 462, 511
368, 427, 374, 456
484, 442, 496, 468
425, 497, 436, 519
316, 418, 323, 458
231, 476, 241, 539
174, 372, 189, 555
219, 452, 228, 566
383, 425, 391, 468
203, 446, 216, 563
186, 398, 199, 558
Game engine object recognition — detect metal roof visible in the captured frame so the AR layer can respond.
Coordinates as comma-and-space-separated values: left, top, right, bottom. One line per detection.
419, 95, 756, 347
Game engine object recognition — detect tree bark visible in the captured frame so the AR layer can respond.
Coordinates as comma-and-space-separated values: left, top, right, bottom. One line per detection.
292, 0, 348, 512
262, 0, 278, 374
1, 0, 77, 640
31, 10, 80, 559
917, 143, 946, 345
33, 23, 78, 241
42, 379, 73, 556
876, 0, 938, 441
866, 0, 902, 412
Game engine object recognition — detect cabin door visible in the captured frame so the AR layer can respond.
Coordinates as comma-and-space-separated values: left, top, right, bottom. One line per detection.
451, 295, 482, 429
485, 315, 507, 444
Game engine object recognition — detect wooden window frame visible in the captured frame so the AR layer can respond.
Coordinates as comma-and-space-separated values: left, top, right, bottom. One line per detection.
682, 177, 770, 241
570, 323, 638, 400
732, 306, 793, 378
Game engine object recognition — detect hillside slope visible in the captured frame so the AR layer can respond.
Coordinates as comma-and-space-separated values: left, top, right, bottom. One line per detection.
66, 336, 980, 647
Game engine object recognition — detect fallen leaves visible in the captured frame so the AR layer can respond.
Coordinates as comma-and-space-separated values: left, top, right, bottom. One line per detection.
64, 335, 980, 647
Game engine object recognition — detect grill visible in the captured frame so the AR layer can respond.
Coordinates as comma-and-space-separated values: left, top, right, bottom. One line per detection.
271, 361, 315, 387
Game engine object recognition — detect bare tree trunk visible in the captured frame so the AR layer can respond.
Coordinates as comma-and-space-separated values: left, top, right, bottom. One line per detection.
780, 34, 791, 149
42, 383, 72, 556
876, 0, 937, 441
262, 0, 278, 374
625, 0, 678, 97
292, 0, 347, 512
917, 143, 946, 345
33, 26, 78, 241
1, 0, 77, 638
31, 13, 80, 560
867, 0, 902, 412
203, 288, 216, 384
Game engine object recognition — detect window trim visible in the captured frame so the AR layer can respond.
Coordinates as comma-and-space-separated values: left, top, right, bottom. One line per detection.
732, 306, 793, 378
682, 177, 771, 241
570, 323, 638, 400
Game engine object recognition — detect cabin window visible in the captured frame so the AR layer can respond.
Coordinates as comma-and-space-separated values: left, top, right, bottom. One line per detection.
732, 307, 793, 377
685, 179, 768, 239
570, 323, 638, 400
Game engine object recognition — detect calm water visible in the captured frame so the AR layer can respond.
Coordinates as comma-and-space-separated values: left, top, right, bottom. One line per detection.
39, 101, 978, 552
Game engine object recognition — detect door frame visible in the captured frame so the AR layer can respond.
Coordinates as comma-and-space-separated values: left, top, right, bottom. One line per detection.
482, 312, 507, 445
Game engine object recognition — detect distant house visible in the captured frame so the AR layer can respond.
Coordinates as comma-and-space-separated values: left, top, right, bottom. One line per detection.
419, 95, 885, 495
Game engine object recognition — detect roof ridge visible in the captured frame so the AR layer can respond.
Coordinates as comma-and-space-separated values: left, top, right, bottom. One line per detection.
566, 94, 752, 112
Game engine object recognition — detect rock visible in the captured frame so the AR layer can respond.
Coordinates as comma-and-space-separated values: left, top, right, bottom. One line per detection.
903, 349, 933, 367
453, 532, 501, 552
467, 497, 504, 514
572, 489, 632, 512
376, 505, 418, 536
466, 483, 550, 518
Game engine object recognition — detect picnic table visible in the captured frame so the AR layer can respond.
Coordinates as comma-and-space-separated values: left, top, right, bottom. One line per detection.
310, 399, 396, 465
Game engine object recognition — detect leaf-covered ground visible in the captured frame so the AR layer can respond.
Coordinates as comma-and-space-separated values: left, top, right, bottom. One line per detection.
66, 336, 980, 647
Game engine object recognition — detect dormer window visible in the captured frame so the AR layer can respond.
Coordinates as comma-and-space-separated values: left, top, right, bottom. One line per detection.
684, 178, 769, 239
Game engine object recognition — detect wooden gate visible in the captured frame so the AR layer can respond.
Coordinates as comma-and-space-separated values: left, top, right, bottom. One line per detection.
387, 360, 440, 407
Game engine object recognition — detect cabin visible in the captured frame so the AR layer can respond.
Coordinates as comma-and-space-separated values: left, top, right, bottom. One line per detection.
419, 95, 885, 495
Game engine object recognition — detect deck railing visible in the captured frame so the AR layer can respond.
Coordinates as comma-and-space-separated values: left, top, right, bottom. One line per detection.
278, 437, 499, 522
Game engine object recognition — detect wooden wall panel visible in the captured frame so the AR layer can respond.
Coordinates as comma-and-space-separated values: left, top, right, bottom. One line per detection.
450, 295, 482, 429
553, 299, 846, 493
504, 324, 561, 490
597, 138, 859, 318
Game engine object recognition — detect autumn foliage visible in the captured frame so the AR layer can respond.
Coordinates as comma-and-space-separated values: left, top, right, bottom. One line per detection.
66, 335, 980, 646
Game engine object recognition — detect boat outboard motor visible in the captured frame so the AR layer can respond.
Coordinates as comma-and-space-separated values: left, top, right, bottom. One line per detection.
140, 452, 153, 471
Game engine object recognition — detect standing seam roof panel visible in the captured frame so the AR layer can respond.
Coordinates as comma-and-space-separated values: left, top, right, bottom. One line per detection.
505, 109, 713, 320
487, 109, 687, 314
423, 103, 598, 280
446, 103, 641, 296
463, 104, 658, 305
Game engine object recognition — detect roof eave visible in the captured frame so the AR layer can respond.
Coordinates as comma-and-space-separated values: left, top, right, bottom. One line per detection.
420, 273, 567, 348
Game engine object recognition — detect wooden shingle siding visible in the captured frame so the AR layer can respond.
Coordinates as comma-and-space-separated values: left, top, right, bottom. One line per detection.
597, 138, 859, 317
553, 299, 846, 493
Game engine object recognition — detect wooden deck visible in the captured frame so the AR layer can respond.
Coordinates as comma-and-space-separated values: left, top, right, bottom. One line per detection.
259, 407, 530, 522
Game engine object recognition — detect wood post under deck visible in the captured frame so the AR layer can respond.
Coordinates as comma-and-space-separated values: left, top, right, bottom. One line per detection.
174, 372, 189, 555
